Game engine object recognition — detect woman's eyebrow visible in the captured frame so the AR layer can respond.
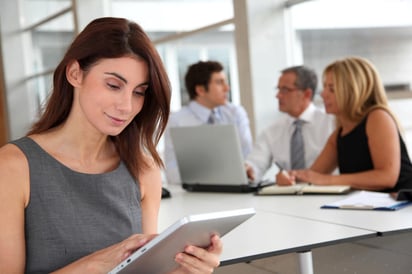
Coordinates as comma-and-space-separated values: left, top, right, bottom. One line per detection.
137, 82, 149, 88
104, 72, 149, 87
104, 72, 128, 84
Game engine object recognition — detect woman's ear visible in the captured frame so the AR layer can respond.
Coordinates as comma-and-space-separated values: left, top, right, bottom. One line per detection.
66, 60, 83, 87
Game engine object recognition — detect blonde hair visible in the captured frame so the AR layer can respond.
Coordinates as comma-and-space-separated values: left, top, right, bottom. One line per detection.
323, 56, 400, 129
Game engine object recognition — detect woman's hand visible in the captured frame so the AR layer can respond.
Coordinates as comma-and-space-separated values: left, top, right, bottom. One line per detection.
171, 234, 222, 274
294, 169, 330, 185
275, 170, 296, 186
53, 234, 156, 274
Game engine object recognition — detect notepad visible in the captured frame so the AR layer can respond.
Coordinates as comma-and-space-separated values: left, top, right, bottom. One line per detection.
321, 190, 412, 211
256, 183, 351, 195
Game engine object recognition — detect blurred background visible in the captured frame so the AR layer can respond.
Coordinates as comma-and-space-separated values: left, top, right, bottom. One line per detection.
1, 0, 412, 151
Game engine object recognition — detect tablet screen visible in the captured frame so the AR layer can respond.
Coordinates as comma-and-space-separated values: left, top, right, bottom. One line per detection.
108, 208, 256, 274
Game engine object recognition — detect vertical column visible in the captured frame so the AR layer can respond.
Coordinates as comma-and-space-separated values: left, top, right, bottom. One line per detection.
0, 0, 34, 139
73, 0, 112, 32
0, 36, 9, 145
233, 0, 298, 136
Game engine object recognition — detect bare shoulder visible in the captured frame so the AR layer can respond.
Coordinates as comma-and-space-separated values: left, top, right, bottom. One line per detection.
367, 108, 397, 130
0, 143, 28, 171
0, 143, 29, 205
326, 129, 339, 145
138, 154, 162, 198
368, 108, 395, 123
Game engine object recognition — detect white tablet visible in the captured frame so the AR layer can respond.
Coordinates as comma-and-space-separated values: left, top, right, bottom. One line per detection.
108, 208, 256, 274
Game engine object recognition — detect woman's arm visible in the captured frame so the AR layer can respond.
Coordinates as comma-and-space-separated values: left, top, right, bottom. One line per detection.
139, 157, 162, 234
340, 109, 400, 190
277, 130, 339, 186
0, 144, 29, 273
0, 144, 157, 274
297, 109, 400, 190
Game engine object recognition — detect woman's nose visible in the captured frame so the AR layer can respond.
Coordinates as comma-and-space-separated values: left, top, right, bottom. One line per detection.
116, 92, 133, 113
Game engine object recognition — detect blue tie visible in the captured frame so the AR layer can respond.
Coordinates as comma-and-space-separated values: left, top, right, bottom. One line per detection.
290, 119, 305, 169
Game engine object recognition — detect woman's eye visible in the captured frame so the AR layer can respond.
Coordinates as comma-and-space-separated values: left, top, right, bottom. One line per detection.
134, 90, 146, 97
107, 83, 120, 90
134, 85, 148, 97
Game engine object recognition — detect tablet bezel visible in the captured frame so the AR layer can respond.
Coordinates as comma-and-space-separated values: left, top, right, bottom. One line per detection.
108, 208, 256, 274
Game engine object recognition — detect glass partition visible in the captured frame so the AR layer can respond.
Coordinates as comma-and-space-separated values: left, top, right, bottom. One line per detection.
20, 0, 75, 112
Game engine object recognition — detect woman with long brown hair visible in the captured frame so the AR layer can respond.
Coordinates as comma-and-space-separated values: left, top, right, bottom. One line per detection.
0, 17, 221, 273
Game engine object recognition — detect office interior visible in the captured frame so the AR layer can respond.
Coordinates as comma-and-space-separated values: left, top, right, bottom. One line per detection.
1, 0, 412, 273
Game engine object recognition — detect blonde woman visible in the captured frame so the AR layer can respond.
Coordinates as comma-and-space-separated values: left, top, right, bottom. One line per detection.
279, 56, 412, 192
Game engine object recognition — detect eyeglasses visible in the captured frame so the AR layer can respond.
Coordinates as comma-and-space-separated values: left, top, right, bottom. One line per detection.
276, 86, 301, 94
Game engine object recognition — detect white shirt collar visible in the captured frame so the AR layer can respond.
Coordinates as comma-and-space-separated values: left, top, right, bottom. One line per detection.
188, 101, 217, 123
286, 103, 317, 125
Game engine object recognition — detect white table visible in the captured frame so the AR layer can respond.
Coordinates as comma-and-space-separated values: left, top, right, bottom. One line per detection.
159, 187, 377, 274
248, 192, 412, 235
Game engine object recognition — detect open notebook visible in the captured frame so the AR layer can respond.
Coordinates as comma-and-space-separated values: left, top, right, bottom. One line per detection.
256, 183, 351, 195
170, 124, 272, 193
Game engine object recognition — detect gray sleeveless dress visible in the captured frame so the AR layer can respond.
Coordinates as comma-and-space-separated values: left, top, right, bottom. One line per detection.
11, 137, 142, 273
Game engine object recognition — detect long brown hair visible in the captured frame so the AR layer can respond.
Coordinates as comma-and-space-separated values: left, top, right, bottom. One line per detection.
28, 17, 171, 179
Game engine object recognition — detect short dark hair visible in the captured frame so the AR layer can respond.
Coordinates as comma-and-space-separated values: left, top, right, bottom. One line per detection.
281, 65, 318, 99
184, 61, 224, 100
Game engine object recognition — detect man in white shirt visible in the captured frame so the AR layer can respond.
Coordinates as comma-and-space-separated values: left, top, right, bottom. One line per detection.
164, 61, 253, 184
246, 65, 334, 183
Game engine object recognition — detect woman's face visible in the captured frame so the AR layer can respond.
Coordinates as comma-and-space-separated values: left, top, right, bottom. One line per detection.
321, 71, 339, 115
72, 56, 149, 136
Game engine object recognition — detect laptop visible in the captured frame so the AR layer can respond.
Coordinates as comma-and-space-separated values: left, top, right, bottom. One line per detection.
108, 208, 256, 274
170, 124, 271, 192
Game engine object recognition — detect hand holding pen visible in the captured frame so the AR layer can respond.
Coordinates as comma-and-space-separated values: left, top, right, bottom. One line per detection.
274, 161, 288, 176
274, 161, 296, 186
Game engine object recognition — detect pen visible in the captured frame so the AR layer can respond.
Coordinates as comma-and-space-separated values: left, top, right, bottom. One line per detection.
274, 161, 288, 176
274, 161, 285, 171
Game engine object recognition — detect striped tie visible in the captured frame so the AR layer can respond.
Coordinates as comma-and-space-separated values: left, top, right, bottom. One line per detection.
290, 119, 306, 169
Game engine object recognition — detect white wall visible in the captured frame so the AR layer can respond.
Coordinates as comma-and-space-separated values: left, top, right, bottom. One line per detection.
300, 27, 412, 91
299, 27, 412, 152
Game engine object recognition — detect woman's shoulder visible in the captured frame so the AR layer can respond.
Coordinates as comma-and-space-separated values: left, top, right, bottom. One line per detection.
368, 107, 391, 117
0, 142, 28, 169
366, 108, 398, 133
0, 143, 30, 206
0, 142, 29, 181
139, 153, 162, 179
138, 153, 162, 199
367, 108, 395, 125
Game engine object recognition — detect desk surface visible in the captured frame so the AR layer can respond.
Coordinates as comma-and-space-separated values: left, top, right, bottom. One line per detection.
249, 192, 412, 236
161, 186, 412, 236
159, 187, 376, 264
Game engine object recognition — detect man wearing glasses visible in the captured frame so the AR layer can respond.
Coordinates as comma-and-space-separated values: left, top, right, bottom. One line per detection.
245, 65, 334, 183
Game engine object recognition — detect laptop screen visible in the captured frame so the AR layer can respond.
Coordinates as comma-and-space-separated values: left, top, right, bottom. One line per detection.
170, 124, 249, 186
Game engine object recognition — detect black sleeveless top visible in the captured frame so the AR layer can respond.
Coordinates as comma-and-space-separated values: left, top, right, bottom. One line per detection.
11, 137, 142, 273
337, 117, 412, 192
